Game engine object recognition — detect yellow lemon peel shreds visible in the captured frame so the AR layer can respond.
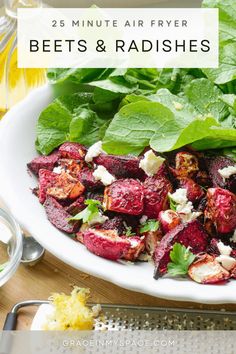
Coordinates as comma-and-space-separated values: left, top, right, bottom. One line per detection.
43, 287, 97, 330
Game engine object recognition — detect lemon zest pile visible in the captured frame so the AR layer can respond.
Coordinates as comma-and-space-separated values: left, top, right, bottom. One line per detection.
43, 287, 95, 330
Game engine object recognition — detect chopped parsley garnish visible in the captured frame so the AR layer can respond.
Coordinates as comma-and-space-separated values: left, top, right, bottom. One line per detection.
140, 219, 159, 233
69, 199, 102, 223
167, 243, 195, 276
168, 195, 177, 211
125, 226, 136, 237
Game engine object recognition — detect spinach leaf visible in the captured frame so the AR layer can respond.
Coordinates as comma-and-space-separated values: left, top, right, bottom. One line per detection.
37, 93, 101, 154
102, 101, 178, 155
37, 93, 92, 155
202, 43, 236, 85
69, 106, 105, 146
202, 0, 236, 43
150, 116, 220, 152
184, 78, 229, 121
148, 88, 198, 126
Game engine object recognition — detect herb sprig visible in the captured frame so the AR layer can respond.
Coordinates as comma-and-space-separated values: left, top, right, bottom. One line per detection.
167, 243, 195, 276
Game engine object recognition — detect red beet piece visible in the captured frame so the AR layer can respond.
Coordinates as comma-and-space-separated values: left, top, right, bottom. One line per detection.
98, 216, 126, 235
83, 229, 130, 261
121, 236, 145, 261
59, 142, 86, 160
207, 156, 236, 193
205, 188, 236, 234
47, 172, 85, 200
38, 169, 57, 204
65, 196, 85, 215
143, 175, 172, 219
57, 158, 83, 178
104, 179, 144, 215
79, 167, 103, 190
44, 196, 80, 233
94, 154, 144, 179
177, 177, 204, 203
154, 220, 209, 278
27, 151, 59, 176
207, 238, 221, 257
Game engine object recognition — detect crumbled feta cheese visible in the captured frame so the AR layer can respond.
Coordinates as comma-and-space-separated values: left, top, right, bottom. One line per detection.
216, 255, 236, 271
169, 188, 201, 222
140, 215, 148, 224
88, 212, 108, 226
139, 150, 165, 177
230, 230, 236, 243
169, 188, 188, 205
217, 241, 232, 256
93, 165, 116, 186
173, 101, 183, 110
129, 239, 139, 248
176, 201, 193, 215
85, 141, 105, 162
179, 210, 202, 223
53, 166, 64, 174
218, 165, 236, 179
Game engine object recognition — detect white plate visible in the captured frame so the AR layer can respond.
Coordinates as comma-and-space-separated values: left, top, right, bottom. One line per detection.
0, 85, 235, 304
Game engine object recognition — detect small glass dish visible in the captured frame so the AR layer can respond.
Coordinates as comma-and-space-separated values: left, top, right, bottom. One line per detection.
0, 208, 23, 286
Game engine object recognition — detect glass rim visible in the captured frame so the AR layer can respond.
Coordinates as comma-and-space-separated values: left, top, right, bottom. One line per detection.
0, 208, 23, 276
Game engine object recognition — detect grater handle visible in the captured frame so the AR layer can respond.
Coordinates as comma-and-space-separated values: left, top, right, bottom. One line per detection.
2, 312, 17, 330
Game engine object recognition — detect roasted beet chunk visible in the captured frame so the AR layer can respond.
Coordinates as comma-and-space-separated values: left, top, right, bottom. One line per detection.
65, 196, 85, 215
121, 236, 145, 261
104, 179, 144, 215
175, 151, 199, 178
205, 188, 236, 234
47, 172, 85, 200
207, 156, 236, 193
79, 167, 103, 190
59, 142, 86, 160
154, 220, 209, 278
38, 169, 57, 204
94, 154, 144, 179
83, 229, 130, 260
177, 177, 204, 203
57, 159, 82, 178
44, 196, 80, 233
143, 176, 172, 219
100, 216, 126, 235
27, 151, 59, 176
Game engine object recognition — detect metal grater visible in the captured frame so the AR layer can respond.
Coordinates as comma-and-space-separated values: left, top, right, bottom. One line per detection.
94, 305, 236, 331
3, 301, 236, 331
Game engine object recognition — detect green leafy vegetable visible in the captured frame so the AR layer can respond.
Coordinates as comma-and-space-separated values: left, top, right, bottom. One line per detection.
184, 78, 229, 122
102, 101, 178, 155
125, 226, 136, 237
69, 199, 102, 223
168, 195, 177, 212
36, 0, 236, 158
167, 243, 196, 276
140, 220, 159, 233
202, 43, 236, 86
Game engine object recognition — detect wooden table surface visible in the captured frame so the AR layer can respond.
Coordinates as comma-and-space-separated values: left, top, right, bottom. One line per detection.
0, 249, 236, 330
